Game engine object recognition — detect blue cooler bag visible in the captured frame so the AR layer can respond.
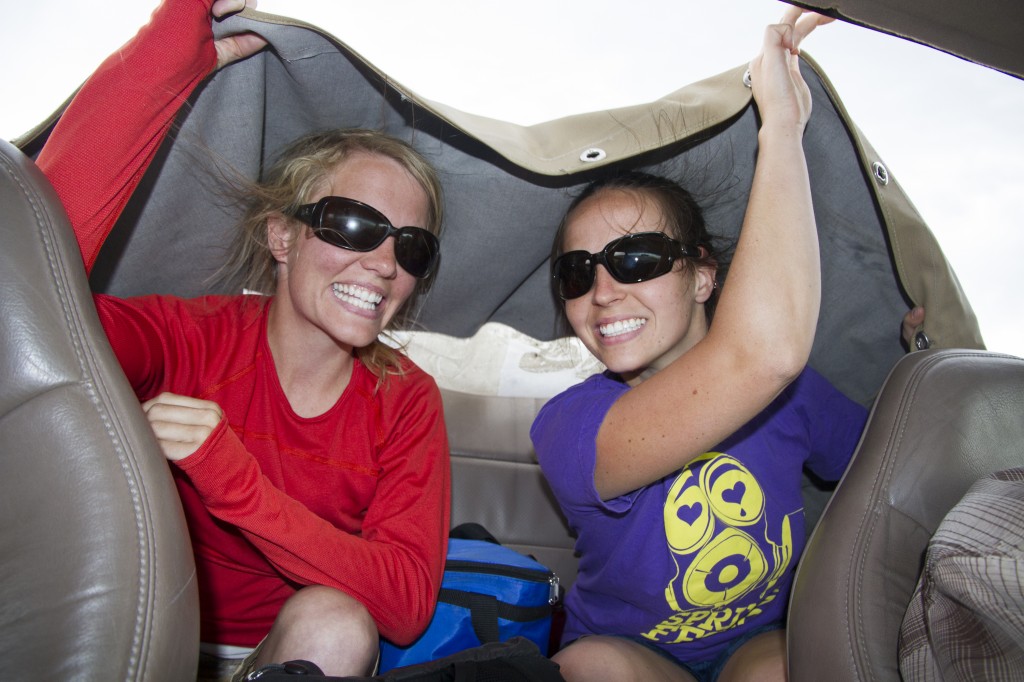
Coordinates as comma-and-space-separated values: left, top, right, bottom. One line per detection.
378, 537, 560, 673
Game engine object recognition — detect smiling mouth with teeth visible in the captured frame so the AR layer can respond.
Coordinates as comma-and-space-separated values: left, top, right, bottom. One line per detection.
332, 283, 383, 311
600, 318, 646, 337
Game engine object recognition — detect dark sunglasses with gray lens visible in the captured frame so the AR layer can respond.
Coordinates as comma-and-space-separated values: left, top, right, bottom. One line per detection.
292, 196, 439, 279
552, 231, 697, 300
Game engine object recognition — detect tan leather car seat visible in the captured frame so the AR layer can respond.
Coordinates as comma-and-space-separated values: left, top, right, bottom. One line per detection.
788, 348, 1024, 681
443, 389, 578, 590
0, 139, 199, 680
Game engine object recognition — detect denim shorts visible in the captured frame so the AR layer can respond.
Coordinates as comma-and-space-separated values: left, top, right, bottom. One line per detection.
626, 621, 784, 682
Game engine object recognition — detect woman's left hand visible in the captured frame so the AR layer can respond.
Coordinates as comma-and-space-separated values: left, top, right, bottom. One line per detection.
902, 306, 927, 350
141, 392, 225, 461
747, 6, 834, 132
211, 0, 268, 70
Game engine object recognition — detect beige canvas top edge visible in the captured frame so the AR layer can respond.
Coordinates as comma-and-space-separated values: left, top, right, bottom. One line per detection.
418, 66, 752, 175
19, 8, 751, 174
236, 9, 754, 176
259, 3, 982, 351
800, 53, 984, 350
20, 7, 985, 352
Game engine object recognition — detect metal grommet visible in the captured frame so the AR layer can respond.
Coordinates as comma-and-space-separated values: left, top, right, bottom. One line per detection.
580, 148, 607, 163
743, 69, 752, 88
872, 161, 889, 186
914, 330, 931, 351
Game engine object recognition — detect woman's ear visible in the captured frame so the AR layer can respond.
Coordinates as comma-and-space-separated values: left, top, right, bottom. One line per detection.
267, 214, 295, 264
693, 264, 717, 304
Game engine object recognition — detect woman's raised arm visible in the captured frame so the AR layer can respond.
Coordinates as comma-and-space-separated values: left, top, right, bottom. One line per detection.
36, 0, 265, 275
594, 8, 834, 499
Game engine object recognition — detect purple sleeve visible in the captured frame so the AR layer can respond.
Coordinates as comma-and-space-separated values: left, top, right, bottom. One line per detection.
531, 374, 631, 514
796, 367, 869, 481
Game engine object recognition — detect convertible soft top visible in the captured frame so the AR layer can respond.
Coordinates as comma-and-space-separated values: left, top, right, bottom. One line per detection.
3, 5, 1019, 680
21, 6, 984, 406
791, 0, 1023, 80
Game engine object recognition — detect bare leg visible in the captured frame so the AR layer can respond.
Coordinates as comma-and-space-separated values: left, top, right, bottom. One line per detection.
253, 585, 379, 676
553, 636, 697, 682
717, 629, 787, 682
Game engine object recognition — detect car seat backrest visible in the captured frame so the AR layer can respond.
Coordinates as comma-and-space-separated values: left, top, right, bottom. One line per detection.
442, 389, 578, 589
0, 139, 199, 680
788, 348, 1024, 681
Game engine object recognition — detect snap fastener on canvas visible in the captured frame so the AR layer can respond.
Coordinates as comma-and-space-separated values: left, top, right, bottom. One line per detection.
872, 161, 889, 185
580, 148, 607, 163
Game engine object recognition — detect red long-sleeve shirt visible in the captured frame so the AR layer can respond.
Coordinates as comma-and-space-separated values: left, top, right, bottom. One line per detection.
37, 0, 450, 647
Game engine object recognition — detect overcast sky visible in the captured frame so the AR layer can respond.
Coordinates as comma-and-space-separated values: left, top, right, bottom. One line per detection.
3, 0, 1022, 357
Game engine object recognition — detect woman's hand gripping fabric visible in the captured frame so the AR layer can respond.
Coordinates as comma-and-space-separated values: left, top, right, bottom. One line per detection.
211, 0, 268, 70
747, 6, 834, 132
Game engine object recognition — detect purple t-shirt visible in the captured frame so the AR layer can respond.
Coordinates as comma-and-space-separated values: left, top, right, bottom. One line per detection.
531, 366, 867, 665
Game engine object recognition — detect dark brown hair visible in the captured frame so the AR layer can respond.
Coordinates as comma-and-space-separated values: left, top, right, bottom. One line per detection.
552, 170, 723, 322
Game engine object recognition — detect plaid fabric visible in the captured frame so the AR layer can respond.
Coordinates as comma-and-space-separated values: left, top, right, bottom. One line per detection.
899, 468, 1024, 681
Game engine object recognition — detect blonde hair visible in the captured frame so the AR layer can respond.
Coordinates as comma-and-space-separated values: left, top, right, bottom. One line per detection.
220, 129, 443, 380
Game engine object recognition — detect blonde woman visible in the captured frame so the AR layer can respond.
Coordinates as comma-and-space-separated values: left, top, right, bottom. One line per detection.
38, 0, 449, 677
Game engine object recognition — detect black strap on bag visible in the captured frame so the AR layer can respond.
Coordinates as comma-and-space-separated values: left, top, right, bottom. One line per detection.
436, 589, 553, 645
441, 523, 555, 646
448, 523, 499, 544
244, 637, 565, 681
444, 591, 500, 644
245, 526, 564, 681
381, 638, 564, 682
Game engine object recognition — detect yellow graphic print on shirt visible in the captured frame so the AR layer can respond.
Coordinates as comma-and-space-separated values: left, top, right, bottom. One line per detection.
643, 452, 795, 644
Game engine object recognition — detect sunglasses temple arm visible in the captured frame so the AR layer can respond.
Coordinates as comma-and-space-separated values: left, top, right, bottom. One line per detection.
293, 204, 315, 225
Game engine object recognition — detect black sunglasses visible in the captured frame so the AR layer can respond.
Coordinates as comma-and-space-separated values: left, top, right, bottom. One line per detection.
552, 231, 699, 300
292, 196, 440, 279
